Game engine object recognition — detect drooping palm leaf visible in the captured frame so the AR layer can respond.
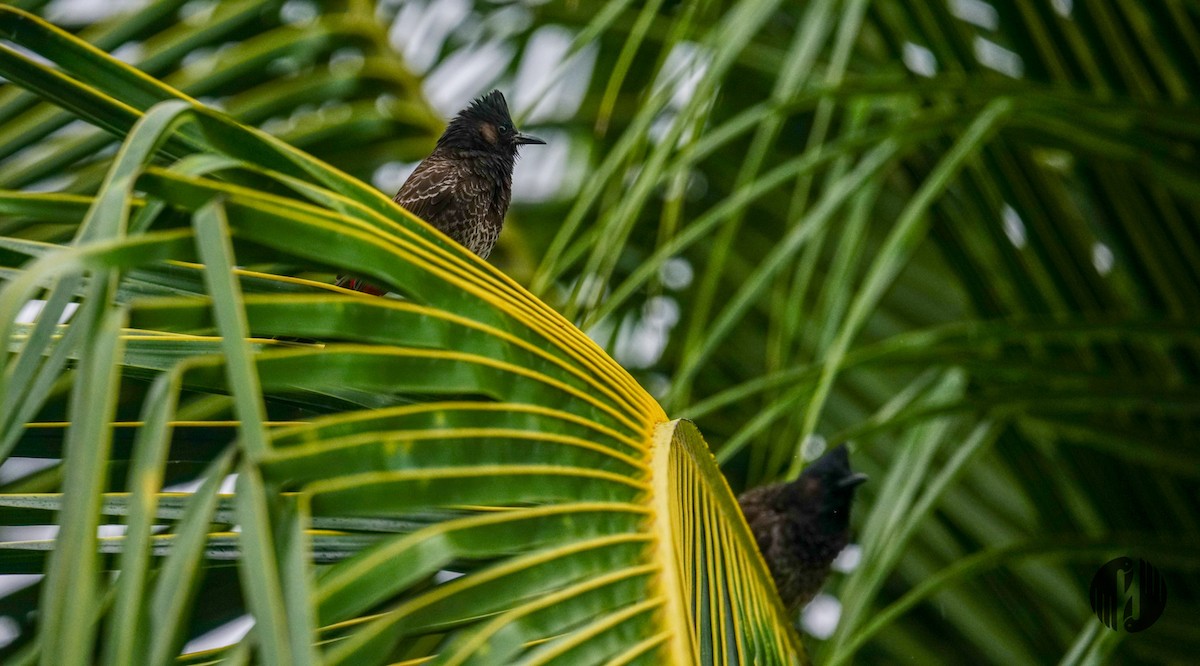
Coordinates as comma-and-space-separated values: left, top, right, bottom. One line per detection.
0, 6, 804, 664
4, 0, 1200, 664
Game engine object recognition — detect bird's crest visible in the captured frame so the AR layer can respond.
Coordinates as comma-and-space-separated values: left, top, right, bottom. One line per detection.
460, 89, 513, 126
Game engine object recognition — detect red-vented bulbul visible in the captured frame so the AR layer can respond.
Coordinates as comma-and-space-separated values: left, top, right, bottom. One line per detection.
738, 444, 867, 613
339, 89, 544, 294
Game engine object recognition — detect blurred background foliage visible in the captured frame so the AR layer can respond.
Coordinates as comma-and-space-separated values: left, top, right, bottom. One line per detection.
1, 0, 1199, 663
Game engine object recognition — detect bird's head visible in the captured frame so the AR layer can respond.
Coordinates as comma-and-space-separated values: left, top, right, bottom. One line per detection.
436, 90, 546, 156
776, 445, 867, 534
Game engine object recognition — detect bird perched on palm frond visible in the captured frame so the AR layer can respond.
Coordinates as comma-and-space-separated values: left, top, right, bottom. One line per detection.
738, 445, 867, 613
337, 90, 545, 294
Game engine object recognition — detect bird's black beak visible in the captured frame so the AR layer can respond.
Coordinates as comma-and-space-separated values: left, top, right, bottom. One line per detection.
837, 472, 868, 489
514, 132, 546, 146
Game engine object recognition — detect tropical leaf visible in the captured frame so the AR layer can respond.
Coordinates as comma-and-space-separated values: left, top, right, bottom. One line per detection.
507, 2, 1200, 662
0, 6, 803, 664
4, 1, 1200, 664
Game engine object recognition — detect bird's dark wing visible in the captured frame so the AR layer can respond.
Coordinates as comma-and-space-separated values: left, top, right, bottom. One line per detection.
394, 156, 460, 226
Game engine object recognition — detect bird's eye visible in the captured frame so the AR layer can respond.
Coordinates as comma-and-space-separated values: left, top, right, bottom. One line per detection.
499, 124, 512, 135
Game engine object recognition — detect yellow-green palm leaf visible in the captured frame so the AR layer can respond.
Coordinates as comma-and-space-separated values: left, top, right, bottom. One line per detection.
0, 7, 802, 664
